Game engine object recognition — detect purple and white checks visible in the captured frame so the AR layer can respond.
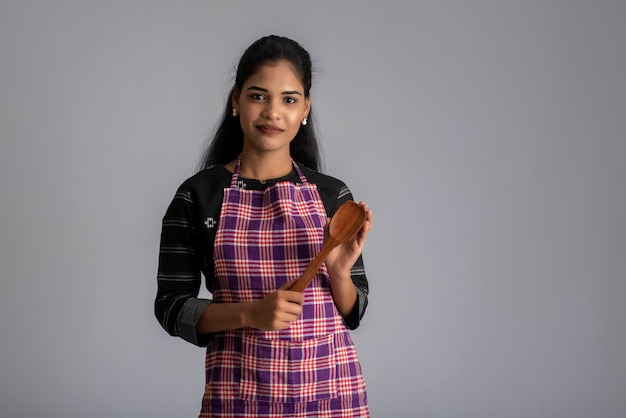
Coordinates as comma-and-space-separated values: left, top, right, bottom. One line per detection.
200, 160, 369, 417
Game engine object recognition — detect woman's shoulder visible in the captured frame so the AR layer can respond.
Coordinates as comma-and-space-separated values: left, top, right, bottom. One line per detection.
298, 164, 353, 204
170, 165, 233, 206
298, 164, 346, 189
177, 164, 231, 191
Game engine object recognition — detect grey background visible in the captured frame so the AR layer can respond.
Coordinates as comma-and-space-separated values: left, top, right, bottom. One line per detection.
1, 1, 625, 417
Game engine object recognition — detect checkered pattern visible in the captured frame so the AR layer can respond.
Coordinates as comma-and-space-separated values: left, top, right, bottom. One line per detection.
201, 161, 369, 417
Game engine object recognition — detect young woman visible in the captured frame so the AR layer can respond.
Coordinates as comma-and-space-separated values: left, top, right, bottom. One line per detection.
155, 35, 373, 417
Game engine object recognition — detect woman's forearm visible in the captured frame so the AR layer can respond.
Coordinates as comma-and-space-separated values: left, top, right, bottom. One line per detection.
195, 302, 252, 334
195, 288, 305, 334
328, 269, 358, 318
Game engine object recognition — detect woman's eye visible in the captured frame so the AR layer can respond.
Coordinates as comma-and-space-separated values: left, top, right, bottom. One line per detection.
250, 93, 265, 101
284, 97, 297, 104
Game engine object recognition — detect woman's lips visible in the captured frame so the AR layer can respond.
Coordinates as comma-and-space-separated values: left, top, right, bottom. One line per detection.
256, 124, 284, 135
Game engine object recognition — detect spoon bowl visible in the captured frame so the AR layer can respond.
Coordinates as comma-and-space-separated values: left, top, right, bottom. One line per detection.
327, 200, 368, 244
288, 201, 366, 292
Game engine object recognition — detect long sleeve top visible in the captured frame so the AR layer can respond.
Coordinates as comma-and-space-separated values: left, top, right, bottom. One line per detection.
155, 163, 369, 347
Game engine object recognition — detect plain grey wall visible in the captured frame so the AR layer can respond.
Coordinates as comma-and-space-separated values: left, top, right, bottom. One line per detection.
1, 1, 625, 417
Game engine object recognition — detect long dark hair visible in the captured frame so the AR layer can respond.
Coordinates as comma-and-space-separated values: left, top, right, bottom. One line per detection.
199, 35, 321, 171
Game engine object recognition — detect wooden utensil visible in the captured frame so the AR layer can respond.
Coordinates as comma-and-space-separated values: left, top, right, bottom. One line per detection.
288, 201, 366, 292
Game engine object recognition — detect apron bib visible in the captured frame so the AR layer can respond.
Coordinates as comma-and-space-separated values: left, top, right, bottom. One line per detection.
200, 160, 369, 417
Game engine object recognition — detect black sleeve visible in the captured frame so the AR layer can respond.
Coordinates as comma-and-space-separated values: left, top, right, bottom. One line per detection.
299, 165, 371, 329
331, 185, 369, 329
154, 187, 213, 347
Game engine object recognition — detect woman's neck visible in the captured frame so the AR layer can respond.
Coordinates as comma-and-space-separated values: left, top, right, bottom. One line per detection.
233, 151, 293, 181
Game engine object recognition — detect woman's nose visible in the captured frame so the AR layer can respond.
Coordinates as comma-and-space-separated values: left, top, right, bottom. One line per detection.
262, 99, 280, 119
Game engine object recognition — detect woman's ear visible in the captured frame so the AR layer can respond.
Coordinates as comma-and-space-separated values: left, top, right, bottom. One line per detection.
304, 95, 311, 119
231, 88, 241, 112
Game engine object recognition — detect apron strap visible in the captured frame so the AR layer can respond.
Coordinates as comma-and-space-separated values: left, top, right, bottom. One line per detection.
230, 158, 309, 188
230, 159, 242, 188
292, 161, 308, 184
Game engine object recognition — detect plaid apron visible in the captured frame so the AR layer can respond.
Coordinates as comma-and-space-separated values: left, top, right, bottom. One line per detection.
200, 160, 369, 417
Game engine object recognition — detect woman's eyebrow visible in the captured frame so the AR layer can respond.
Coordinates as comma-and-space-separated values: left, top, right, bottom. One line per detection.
246, 86, 302, 96
246, 86, 268, 92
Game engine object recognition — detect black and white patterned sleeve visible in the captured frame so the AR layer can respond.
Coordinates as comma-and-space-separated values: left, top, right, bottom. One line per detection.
155, 187, 212, 347
333, 184, 369, 330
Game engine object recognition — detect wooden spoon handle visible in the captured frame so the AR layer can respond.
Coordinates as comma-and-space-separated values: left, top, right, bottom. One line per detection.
288, 238, 339, 292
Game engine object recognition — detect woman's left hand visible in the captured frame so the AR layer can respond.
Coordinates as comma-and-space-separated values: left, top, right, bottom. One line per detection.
324, 201, 373, 279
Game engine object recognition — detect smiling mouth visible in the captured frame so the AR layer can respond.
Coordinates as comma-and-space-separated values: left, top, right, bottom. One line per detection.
256, 124, 284, 135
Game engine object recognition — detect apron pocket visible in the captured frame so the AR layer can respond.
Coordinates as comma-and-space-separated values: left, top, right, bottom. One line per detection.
239, 333, 338, 403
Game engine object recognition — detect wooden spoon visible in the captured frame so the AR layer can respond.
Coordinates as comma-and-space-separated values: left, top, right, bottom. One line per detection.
288, 201, 366, 292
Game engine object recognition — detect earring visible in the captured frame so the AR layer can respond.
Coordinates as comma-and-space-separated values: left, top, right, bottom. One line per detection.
302, 117, 308, 126
232, 108, 238, 117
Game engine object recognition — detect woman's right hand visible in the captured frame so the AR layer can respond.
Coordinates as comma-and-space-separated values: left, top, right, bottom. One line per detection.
243, 283, 304, 330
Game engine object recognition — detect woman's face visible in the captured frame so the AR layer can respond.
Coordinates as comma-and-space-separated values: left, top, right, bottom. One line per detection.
233, 61, 310, 157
